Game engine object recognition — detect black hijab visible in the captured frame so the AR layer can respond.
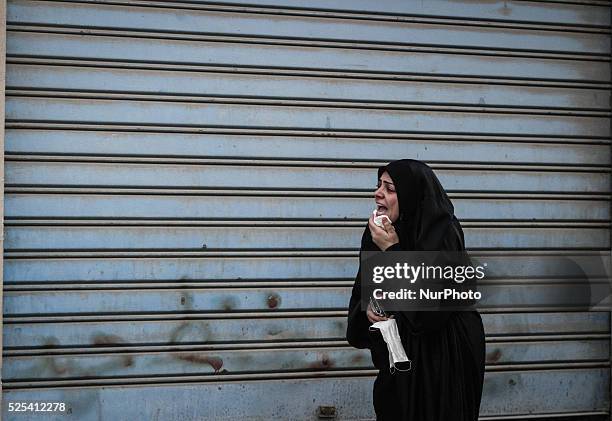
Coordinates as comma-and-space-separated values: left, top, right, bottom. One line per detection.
362, 159, 466, 253
357, 159, 472, 335
348, 160, 485, 421
348, 159, 471, 350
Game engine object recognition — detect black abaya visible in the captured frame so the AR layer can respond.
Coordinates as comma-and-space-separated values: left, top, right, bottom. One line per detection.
346, 159, 486, 421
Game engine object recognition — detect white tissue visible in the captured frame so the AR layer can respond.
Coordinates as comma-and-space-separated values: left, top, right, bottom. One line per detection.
369, 318, 412, 373
372, 209, 391, 227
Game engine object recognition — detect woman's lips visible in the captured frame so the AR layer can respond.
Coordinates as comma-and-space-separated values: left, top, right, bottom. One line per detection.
376, 205, 388, 214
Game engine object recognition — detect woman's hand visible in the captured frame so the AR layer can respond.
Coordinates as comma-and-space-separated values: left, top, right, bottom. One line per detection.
368, 213, 400, 251
367, 303, 392, 324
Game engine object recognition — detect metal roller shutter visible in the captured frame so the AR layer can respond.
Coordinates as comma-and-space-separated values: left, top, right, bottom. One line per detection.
1, 0, 610, 419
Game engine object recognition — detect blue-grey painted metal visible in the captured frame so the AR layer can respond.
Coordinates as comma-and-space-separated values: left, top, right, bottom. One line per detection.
2, 0, 611, 420
4, 312, 608, 348
3, 340, 610, 380
5, 194, 609, 220
122, 0, 610, 27
5, 131, 610, 165
7, 64, 612, 110
5, 162, 611, 192
7, 1, 611, 55
3, 253, 611, 283
4, 225, 610, 249
4, 285, 612, 314
2, 371, 610, 420
7, 33, 610, 82
6, 97, 610, 136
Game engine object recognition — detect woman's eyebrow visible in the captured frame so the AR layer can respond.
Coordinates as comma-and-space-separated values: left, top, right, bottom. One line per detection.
379, 179, 395, 186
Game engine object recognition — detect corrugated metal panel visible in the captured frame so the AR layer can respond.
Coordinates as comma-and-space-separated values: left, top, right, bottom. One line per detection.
2, 0, 610, 420
2, 373, 610, 420
3, 312, 609, 347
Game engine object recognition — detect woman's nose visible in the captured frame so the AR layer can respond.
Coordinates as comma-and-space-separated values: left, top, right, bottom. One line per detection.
375, 186, 384, 199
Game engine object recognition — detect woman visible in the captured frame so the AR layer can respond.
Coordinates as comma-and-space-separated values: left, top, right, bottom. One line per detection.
346, 159, 485, 421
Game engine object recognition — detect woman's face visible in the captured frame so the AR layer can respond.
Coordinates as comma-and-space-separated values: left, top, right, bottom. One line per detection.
374, 171, 400, 223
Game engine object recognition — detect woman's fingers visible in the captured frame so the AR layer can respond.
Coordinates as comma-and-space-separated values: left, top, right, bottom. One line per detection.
366, 306, 388, 323
366, 306, 377, 322
368, 214, 380, 233
369, 215, 386, 237
370, 214, 400, 250
382, 218, 394, 233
